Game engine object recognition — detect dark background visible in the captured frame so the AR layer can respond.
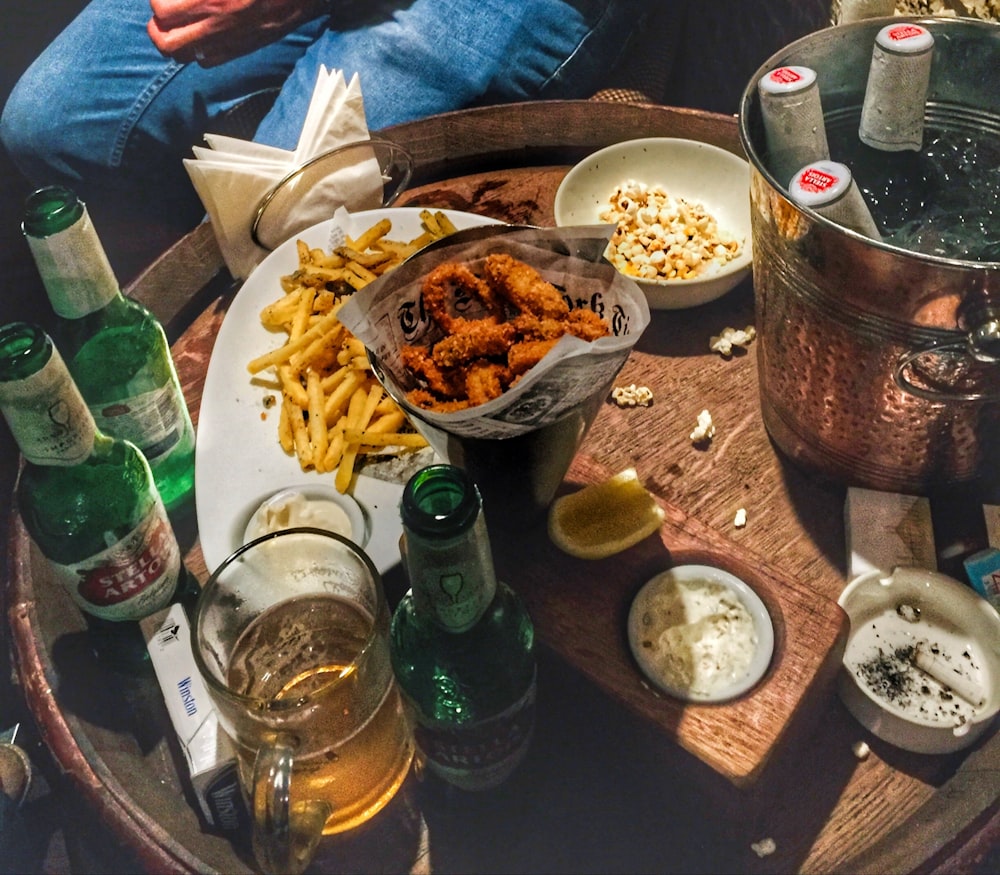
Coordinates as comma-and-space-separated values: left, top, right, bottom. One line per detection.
1, 3, 77, 328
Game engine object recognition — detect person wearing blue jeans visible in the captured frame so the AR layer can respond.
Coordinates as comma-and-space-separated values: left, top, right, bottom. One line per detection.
1, 0, 650, 249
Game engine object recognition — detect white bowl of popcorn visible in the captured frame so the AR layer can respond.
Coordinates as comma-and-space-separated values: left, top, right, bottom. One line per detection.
554, 137, 753, 309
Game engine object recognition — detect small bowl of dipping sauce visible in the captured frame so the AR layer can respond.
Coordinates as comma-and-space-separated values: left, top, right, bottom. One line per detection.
837, 566, 1000, 754
243, 485, 368, 547
627, 564, 774, 703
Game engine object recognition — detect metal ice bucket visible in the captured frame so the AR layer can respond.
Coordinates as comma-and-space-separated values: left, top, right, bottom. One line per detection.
739, 17, 1000, 494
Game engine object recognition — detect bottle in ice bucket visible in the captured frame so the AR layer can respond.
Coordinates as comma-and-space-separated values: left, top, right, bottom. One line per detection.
836, 0, 895, 24
22, 185, 195, 512
859, 22, 935, 153
390, 463, 537, 791
788, 160, 882, 240
758, 65, 830, 189
0, 322, 183, 628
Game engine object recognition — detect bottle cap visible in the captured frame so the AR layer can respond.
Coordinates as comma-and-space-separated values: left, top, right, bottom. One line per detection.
788, 161, 853, 208
758, 65, 817, 96
788, 161, 882, 239
875, 22, 935, 55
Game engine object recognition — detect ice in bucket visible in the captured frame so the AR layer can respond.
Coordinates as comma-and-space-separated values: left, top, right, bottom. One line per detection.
338, 224, 651, 525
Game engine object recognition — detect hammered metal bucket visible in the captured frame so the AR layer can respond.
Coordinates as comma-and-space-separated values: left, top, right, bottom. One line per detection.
739, 17, 1000, 493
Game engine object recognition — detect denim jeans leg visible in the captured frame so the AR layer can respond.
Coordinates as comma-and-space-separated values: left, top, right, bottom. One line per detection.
255, 0, 653, 144
2, 0, 653, 229
0, 0, 323, 225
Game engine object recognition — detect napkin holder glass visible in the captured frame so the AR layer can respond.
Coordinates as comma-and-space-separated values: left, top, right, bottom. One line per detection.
250, 139, 414, 251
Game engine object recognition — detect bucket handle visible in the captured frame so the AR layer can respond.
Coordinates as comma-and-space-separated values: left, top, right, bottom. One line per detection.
894, 322, 1000, 402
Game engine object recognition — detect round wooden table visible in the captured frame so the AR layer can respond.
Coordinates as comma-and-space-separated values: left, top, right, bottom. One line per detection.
6, 101, 999, 874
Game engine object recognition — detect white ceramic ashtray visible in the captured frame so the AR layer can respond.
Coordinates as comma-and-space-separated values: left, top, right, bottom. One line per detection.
837, 566, 1000, 755
243, 485, 369, 548
553, 137, 752, 309
627, 564, 774, 703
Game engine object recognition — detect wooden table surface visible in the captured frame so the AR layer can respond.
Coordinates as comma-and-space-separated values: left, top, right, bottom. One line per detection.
6, 100, 1000, 874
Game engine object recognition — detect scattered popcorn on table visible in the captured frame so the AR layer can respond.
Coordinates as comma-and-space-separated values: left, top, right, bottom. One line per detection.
710, 325, 757, 357
896, 0, 999, 16
852, 740, 871, 761
690, 409, 716, 444
751, 838, 777, 858
734, 507, 747, 528
611, 383, 654, 407
600, 180, 744, 282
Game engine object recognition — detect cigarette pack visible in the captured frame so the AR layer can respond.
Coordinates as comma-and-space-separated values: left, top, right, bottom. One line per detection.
141, 603, 248, 833
964, 548, 1000, 612
844, 487, 937, 579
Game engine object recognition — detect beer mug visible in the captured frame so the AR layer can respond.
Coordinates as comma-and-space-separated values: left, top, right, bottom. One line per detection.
192, 527, 414, 873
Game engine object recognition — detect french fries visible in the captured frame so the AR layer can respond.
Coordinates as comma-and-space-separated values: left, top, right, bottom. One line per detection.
249, 212, 459, 492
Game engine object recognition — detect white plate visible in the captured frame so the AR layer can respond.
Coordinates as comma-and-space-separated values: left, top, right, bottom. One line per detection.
195, 207, 502, 574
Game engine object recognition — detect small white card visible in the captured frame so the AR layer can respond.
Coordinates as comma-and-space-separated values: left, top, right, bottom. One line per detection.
845, 487, 937, 579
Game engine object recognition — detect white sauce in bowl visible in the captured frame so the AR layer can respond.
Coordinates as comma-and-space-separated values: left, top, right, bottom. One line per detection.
628, 565, 773, 702
243, 487, 366, 546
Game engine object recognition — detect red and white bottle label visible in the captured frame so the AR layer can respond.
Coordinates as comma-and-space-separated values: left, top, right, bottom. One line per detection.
768, 67, 805, 86
50, 502, 181, 620
797, 166, 839, 194
886, 24, 927, 46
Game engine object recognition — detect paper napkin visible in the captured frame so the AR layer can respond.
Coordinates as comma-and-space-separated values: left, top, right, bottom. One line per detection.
184, 66, 382, 280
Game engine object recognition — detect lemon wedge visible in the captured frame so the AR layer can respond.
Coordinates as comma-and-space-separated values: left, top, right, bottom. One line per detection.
548, 468, 665, 560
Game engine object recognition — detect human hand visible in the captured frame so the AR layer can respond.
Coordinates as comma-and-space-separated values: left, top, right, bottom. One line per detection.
147, 0, 328, 66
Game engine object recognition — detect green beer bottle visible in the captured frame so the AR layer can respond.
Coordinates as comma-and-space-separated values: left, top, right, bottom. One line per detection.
22, 185, 195, 512
390, 464, 536, 790
0, 322, 182, 623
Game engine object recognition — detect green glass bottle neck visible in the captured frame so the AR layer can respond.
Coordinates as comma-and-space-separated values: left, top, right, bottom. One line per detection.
0, 321, 52, 381
400, 465, 498, 632
22, 185, 85, 237
23, 187, 121, 319
402, 517, 498, 633
0, 322, 99, 466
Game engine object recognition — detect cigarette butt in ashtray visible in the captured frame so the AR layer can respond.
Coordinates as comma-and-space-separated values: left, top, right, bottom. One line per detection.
911, 642, 986, 709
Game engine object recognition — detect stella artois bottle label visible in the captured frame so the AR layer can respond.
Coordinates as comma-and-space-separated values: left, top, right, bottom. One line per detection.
49, 499, 181, 620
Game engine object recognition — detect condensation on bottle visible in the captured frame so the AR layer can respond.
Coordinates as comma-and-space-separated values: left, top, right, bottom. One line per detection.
758, 65, 830, 189
788, 160, 883, 240
859, 22, 935, 152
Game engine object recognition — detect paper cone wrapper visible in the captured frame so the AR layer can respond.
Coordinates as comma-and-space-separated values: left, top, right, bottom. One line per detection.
338, 224, 651, 440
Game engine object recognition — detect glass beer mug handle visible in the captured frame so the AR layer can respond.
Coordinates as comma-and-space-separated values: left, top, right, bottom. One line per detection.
252, 734, 332, 875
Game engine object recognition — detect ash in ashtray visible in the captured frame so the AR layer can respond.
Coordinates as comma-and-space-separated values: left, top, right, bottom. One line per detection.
856, 644, 920, 706
853, 640, 981, 726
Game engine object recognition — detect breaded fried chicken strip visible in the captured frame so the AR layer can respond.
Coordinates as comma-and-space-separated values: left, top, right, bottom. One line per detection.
422, 262, 505, 333
431, 320, 517, 368
483, 253, 569, 320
